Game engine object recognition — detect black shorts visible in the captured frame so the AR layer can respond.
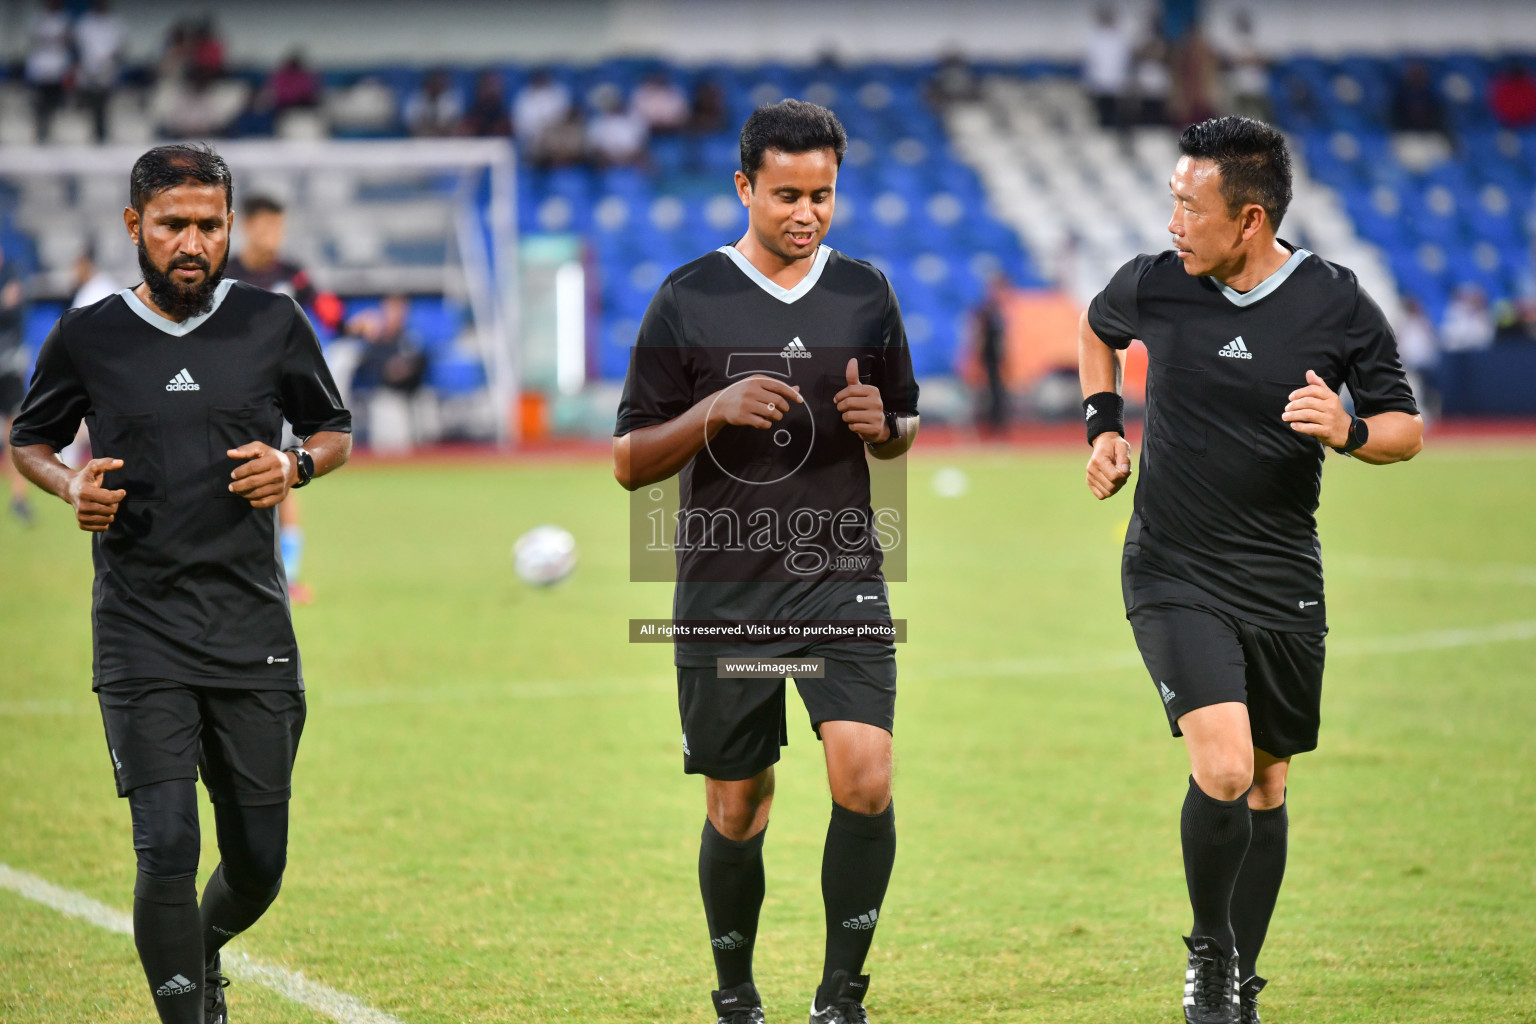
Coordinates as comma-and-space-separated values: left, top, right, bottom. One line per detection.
1128, 601, 1326, 758
0, 372, 24, 421
97, 679, 306, 804
677, 643, 897, 780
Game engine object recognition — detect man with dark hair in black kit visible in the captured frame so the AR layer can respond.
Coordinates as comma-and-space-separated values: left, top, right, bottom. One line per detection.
614, 100, 918, 1024
1079, 117, 1423, 1024
9, 142, 351, 1024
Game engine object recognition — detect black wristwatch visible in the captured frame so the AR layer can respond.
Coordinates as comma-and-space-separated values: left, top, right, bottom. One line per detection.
1332, 415, 1368, 456
868, 410, 901, 450
286, 447, 315, 488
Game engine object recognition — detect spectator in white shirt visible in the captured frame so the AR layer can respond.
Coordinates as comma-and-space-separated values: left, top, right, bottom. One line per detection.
631, 71, 690, 135
404, 69, 463, 137
1440, 285, 1496, 352
75, 0, 126, 142
586, 85, 648, 167
514, 70, 572, 152
1083, 5, 1133, 129
1394, 296, 1440, 420
26, 0, 73, 142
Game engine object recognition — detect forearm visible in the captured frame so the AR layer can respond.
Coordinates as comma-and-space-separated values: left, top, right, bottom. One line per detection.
613, 396, 720, 491
300, 430, 351, 479
1350, 412, 1424, 464
11, 443, 75, 502
1078, 312, 1123, 399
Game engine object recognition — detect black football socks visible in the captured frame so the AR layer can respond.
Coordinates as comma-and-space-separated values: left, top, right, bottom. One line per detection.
1231, 800, 1288, 979
699, 819, 767, 991
133, 872, 205, 1024
201, 802, 288, 961
817, 800, 896, 1004
1181, 776, 1252, 957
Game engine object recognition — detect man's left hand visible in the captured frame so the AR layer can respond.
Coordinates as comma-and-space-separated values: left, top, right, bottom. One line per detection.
834, 358, 888, 444
1283, 369, 1351, 448
227, 442, 295, 508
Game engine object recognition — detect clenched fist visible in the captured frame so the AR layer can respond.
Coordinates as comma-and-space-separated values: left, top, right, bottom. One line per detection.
1085, 432, 1132, 500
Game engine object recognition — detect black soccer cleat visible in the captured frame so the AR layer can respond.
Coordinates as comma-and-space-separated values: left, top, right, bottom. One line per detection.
712, 981, 765, 1024
1239, 975, 1267, 1024
808, 970, 871, 1024
205, 953, 230, 1024
1182, 935, 1240, 1024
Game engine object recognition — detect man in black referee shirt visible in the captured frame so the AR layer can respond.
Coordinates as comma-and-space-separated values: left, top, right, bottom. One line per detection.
9, 143, 351, 1024
1079, 117, 1422, 1024
613, 100, 918, 1024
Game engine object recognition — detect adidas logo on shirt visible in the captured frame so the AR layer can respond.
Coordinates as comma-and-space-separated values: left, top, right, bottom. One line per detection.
711, 930, 750, 950
1217, 336, 1252, 360
781, 337, 811, 358
155, 974, 197, 996
165, 368, 201, 391
842, 908, 879, 930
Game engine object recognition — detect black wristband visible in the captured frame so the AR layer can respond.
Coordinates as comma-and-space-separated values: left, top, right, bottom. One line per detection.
1333, 415, 1368, 455
1084, 392, 1125, 446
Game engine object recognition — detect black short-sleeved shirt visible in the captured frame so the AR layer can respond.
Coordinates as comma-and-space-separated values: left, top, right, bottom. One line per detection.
1087, 243, 1417, 631
9, 280, 352, 689
615, 246, 919, 667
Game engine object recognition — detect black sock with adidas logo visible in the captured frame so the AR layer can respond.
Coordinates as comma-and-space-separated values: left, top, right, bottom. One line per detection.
133, 871, 206, 1024
699, 819, 766, 991
818, 800, 896, 1003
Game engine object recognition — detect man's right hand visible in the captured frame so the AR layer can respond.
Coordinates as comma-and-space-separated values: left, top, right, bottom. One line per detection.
708, 375, 803, 432
66, 457, 127, 532
1085, 433, 1132, 500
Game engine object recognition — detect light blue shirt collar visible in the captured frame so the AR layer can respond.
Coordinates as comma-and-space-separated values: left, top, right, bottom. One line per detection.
717, 245, 832, 304
119, 278, 237, 337
1210, 248, 1311, 307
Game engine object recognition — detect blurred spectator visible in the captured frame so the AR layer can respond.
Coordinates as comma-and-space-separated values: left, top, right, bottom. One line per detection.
514, 69, 572, 151
156, 76, 240, 138
350, 295, 427, 396
404, 69, 464, 137
1394, 296, 1439, 417
458, 71, 511, 137
688, 78, 728, 134
75, 0, 126, 143
631, 71, 689, 134
1391, 61, 1448, 136
1131, 18, 1172, 125
260, 51, 322, 115
534, 108, 588, 167
1440, 284, 1495, 352
25, 0, 72, 142
972, 274, 1010, 434
1, 244, 32, 525
70, 248, 119, 309
188, 18, 226, 84
1171, 26, 1221, 125
1488, 60, 1536, 130
1083, 6, 1134, 129
1223, 9, 1271, 122
586, 85, 648, 167
926, 50, 981, 110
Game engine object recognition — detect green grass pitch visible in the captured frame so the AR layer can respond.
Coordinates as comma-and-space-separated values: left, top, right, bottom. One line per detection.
2, 444, 1533, 1023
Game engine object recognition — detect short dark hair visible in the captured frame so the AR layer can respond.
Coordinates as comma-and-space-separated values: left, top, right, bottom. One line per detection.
1178, 116, 1292, 229
241, 194, 284, 218
739, 99, 847, 185
130, 143, 233, 213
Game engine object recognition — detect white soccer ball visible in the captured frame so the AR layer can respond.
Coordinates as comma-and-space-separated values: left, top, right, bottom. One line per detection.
512, 525, 578, 587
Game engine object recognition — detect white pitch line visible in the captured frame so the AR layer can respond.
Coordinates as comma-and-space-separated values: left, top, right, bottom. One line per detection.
0, 863, 405, 1024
